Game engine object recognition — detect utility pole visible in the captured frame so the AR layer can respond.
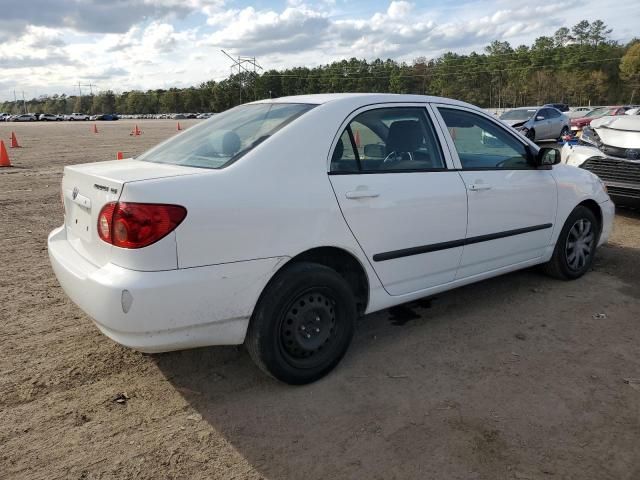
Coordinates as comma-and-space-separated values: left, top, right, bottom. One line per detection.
22, 91, 27, 113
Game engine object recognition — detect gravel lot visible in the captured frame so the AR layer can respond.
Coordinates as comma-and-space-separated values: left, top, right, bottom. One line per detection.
1, 120, 639, 479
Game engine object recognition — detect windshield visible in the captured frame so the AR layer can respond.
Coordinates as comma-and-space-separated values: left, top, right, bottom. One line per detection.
138, 103, 314, 169
500, 109, 536, 121
585, 107, 611, 118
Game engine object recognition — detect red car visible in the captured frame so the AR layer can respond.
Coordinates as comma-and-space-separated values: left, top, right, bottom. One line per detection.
570, 106, 627, 134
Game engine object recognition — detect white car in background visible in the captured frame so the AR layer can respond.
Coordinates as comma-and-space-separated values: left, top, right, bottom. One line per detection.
567, 106, 595, 118
65, 112, 90, 121
562, 115, 640, 207
49, 93, 614, 384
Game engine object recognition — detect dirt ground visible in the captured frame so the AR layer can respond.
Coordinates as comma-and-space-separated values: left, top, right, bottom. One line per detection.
1, 120, 639, 480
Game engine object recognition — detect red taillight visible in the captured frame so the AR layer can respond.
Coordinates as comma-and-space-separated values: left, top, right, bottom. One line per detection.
97, 202, 187, 249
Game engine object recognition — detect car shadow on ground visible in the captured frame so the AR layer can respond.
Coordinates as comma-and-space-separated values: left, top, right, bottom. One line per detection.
153, 244, 640, 479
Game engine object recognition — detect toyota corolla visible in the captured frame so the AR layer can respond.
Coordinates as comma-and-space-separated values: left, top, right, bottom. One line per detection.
48, 94, 614, 384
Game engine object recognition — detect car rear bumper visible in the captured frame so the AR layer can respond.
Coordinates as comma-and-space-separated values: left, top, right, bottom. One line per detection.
48, 226, 287, 352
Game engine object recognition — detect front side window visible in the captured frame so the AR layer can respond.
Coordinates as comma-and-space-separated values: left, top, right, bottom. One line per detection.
439, 108, 532, 169
330, 107, 445, 173
138, 103, 314, 169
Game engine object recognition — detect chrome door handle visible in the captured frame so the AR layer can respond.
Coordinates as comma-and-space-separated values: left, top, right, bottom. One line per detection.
345, 190, 380, 199
468, 184, 492, 191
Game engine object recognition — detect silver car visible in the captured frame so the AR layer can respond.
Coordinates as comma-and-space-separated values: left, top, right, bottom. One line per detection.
500, 107, 570, 141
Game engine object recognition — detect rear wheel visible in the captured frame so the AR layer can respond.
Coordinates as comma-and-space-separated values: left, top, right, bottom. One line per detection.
559, 126, 570, 140
543, 206, 599, 280
246, 262, 357, 384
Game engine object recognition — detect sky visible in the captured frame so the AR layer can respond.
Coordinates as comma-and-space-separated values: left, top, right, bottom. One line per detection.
0, 0, 638, 101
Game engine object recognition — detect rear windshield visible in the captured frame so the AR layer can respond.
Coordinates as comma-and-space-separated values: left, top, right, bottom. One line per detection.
500, 109, 536, 120
138, 103, 314, 169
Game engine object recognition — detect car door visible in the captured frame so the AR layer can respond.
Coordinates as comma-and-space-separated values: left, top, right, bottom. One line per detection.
328, 104, 468, 296
432, 105, 558, 279
533, 108, 552, 139
546, 108, 563, 137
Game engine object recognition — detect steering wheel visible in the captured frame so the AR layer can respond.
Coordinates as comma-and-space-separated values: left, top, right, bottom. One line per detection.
383, 151, 414, 163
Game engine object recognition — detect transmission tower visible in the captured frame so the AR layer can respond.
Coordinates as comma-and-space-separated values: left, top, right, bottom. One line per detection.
221, 50, 263, 103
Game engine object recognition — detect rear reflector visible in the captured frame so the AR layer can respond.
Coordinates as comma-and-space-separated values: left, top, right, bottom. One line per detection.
97, 202, 187, 249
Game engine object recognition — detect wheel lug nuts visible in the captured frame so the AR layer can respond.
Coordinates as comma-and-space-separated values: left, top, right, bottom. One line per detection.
315, 328, 320, 333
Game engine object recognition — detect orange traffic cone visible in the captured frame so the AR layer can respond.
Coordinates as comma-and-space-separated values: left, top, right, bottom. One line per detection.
354, 129, 361, 147
177, 122, 182, 131
10, 131, 20, 148
93, 124, 99, 134
129, 125, 141, 136
0, 140, 12, 167
116, 151, 124, 160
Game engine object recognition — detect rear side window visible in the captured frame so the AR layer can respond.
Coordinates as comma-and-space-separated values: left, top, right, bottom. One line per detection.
439, 108, 532, 170
138, 103, 314, 169
330, 107, 445, 173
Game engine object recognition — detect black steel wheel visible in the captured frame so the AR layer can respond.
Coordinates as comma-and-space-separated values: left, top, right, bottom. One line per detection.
246, 262, 357, 384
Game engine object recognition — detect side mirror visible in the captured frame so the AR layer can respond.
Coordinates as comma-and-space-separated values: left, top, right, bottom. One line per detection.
363, 143, 385, 158
536, 147, 560, 167
535, 115, 545, 121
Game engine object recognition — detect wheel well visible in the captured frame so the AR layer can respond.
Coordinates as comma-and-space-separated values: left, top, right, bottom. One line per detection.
578, 199, 603, 233
288, 247, 369, 314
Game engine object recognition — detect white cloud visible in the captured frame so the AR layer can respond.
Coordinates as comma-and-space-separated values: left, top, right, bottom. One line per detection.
0, 0, 636, 100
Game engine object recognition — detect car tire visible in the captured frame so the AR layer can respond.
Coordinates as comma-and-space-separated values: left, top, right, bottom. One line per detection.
525, 128, 535, 141
245, 261, 357, 385
559, 126, 570, 140
543, 205, 599, 280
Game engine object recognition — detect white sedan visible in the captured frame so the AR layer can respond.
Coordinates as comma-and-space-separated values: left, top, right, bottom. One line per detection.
49, 94, 614, 384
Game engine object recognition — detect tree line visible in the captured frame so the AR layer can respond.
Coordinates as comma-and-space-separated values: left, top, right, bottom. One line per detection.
2, 19, 639, 116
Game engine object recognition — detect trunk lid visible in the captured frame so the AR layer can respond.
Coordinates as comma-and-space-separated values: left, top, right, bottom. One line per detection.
62, 159, 201, 267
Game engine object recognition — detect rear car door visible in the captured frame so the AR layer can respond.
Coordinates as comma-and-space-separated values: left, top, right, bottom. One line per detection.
329, 104, 468, 296
433, 105, 558, 278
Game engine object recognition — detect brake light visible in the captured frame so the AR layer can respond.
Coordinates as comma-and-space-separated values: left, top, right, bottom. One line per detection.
97, 202, 187, 249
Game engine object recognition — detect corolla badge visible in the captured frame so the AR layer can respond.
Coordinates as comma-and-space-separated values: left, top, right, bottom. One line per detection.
72, 187, 79, 200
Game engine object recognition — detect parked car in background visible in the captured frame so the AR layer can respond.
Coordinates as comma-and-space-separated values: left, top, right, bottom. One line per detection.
500, 106, 570, 141
562, 115, 640, 207
65, 112, 90, 121
196, 113, 214, 119
570, 106, 627, 135
567, 106, 594, 118
93, 114, 119, 121
544, 103, 570, 112
11, 113, 37, 122
49, 93, 613, 384
625, 107, 640, 116
39, 113, 62, 121
0, 113, 10, 121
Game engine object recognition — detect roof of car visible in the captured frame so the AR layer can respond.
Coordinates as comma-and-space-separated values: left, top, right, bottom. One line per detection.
249, 93, 476, 109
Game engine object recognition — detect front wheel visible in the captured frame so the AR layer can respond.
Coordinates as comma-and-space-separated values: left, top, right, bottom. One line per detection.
245, 262, 357, 384
543, 206, 599, 280
525, 128, 536, 141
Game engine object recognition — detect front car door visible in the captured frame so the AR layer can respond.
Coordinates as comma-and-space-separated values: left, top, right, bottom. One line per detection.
533, 108, 552, 139
329, 104, 468, 296
432, 105, 558, 279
